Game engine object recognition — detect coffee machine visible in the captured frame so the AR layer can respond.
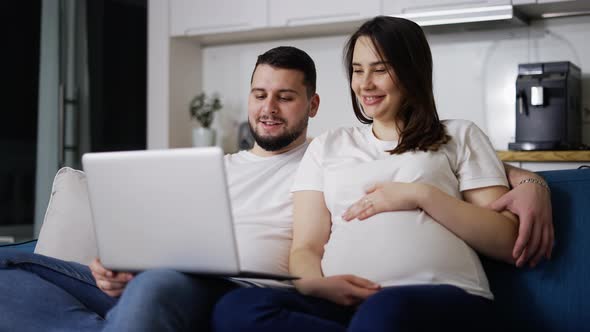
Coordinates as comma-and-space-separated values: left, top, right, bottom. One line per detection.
508, 61, 582, 151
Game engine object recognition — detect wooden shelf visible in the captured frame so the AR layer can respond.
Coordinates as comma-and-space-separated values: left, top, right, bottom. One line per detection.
496, 150, 590, 162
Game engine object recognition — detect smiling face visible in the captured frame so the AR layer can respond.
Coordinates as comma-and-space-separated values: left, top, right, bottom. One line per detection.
248, 64, 319, 156
351, 36, 404, 125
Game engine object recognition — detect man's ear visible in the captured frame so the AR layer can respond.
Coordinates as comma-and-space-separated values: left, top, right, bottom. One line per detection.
309, 93, 320, 118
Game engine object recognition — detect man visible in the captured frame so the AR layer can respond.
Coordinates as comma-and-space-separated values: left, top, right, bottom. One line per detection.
0, 46, 318, 332
0, 46, 552, 332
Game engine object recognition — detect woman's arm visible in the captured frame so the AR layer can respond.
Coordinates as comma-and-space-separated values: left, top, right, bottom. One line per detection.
290, 191, 331, 280
343, 183, 518, 264
291, 191, 380, 305
421, 184, 518, 264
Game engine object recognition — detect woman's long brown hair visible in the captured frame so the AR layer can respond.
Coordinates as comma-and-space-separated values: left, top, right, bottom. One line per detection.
344, 16, 450, 154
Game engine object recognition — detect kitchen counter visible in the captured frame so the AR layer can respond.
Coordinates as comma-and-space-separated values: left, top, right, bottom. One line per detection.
496, 151, 590, 171
496, 150, 590, 162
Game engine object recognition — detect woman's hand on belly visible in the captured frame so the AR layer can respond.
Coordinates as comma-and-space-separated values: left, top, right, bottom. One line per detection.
342, 182, 427, 222
295, 275, 381, 306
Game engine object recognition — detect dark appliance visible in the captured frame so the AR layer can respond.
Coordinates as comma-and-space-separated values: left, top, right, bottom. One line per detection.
238, 121, 255, 150
508, 61, 582, 151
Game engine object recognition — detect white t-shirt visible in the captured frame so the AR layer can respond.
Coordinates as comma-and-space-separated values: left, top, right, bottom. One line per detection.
292, 120, 508, 299
224, 142, 308, 286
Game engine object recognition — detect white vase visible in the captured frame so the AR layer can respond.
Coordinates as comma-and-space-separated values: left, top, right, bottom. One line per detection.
192, 127, 216, 147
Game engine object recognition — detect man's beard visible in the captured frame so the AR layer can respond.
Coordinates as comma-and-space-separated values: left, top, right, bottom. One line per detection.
249, 116, 308, 152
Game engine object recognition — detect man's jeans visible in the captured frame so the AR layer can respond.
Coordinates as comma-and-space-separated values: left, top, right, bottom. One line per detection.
0, 249, 238, 332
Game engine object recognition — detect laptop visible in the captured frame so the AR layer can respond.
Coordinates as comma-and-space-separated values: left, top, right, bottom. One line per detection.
82, 147, 297, 281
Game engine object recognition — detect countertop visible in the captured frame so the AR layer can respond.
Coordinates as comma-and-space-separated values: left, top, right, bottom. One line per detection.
496, 150, 590, 162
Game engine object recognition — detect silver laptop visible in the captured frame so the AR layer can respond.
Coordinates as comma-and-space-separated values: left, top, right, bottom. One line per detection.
82, 147, 297, 281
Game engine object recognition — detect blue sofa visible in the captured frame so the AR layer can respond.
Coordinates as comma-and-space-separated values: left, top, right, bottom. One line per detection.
1, 168, 588, 331
481, 168, 590, 331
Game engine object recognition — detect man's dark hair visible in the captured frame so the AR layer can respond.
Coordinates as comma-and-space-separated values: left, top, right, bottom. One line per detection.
344, 16, 450, 155
251, 46, 317, 98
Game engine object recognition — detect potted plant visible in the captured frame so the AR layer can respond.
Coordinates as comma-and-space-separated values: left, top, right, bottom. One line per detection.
189, 92, 222, 146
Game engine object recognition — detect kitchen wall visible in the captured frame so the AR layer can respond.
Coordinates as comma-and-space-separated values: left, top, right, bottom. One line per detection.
202, 15, 590, 152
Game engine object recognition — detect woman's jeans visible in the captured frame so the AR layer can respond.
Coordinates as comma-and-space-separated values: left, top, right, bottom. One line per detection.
213, 284, 496, 332
0, 249, 238, 332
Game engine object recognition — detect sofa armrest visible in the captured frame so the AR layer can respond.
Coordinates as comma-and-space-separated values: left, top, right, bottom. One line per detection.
0, 240, 37, 253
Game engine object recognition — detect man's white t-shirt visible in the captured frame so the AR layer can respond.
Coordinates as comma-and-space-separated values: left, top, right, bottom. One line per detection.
224, 142, 308, 286
292, 120, 508, 299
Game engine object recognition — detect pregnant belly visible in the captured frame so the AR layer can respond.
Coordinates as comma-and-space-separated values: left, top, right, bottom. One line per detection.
321, 210, 484, 288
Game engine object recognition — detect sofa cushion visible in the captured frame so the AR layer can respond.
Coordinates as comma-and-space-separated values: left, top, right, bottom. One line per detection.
482, 168, 590, 331
34, 167, 97, 265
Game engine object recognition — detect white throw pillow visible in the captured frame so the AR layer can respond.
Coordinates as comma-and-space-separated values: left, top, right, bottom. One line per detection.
35, 167, 97, 265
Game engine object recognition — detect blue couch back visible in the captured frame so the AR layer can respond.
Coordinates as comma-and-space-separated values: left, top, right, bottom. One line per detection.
482, 168, 590, 331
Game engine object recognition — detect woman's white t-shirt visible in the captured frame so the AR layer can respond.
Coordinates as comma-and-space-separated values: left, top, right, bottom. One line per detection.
292, 119, 508, 299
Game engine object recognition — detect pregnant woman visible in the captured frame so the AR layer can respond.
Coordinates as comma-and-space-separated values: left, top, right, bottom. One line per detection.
212, 16, 518, 332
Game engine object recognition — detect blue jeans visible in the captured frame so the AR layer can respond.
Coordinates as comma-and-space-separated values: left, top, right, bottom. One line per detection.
0, 249, 239, 332
213, 284, 496, 332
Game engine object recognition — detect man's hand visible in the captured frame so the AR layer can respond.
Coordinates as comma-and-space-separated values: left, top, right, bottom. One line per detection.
90, 258, 134, 297
296, 275, 380, 306
489, 182, 553, 268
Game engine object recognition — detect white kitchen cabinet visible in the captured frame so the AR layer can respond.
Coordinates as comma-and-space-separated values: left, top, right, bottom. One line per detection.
382, 0, 515, 26
537, 0, 577, 3
514, 0, 578, 4
268, 0, 380, 27
383, 0, 511, 15
512, 0, 536, 4
169, 0, 267, 37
